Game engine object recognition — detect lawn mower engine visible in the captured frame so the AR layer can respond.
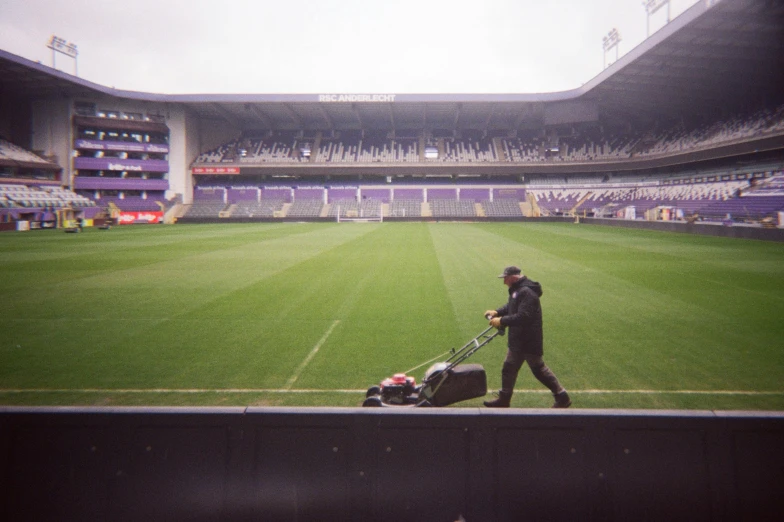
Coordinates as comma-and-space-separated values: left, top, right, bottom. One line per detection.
363, 373, 420, 407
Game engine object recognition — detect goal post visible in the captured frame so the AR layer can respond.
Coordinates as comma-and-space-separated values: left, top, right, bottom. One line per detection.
336, 205, 383, 223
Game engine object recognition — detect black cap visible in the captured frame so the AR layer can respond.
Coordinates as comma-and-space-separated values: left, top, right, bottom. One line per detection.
498, 266, 521, 278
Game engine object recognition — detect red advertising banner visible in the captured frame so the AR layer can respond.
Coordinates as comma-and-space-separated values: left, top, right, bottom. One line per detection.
118, 211, 163, 224
192, 167, 240, 174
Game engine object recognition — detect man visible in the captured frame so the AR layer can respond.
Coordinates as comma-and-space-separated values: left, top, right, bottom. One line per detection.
484, 266, 571, 408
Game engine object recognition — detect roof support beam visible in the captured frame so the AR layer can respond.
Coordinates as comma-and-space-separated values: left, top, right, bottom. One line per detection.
514, 104, 540, 130
211, 103, 241, 128
388, 104, 396, 133
281, 103, 303, 128
483, 104, 496, 134
351, 103, 364, 130
316, 105, 334, 131
245, 104, 275, 129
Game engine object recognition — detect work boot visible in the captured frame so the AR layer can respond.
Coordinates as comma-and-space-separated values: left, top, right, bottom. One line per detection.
552, 390, 571, 409
484, 391, 512, 408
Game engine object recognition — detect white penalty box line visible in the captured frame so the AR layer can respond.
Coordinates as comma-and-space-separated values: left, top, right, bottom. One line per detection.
283, 319, 341, 391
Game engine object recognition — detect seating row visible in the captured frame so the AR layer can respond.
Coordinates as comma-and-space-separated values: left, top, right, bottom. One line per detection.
192, 104, 784, 166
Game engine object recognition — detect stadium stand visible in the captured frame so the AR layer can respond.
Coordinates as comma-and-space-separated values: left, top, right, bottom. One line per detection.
502, 136, 543, 163
316, 138, 359, 163
0, 183, 95, 209
0, 182, 101, 228
327, 198, 358, 217
430, 199, 477, 218
183, 201, 227, 218
327, 197, 383, 219
286, 199, 323, 218
749, 173, 784, 195
187, 102, 784, 169
236, 133, 304, 163
441, 136, 498, 163
532, 188, 588, 215
697, 196, 784, 222
482, 199, 524, 218
233, 198, 286, 217
518, 177, 780, 221
0, 139, 54, 165
243, 172, 776, 222
389, 199, 422, 217
360, 198, 382, 218
108, 198, 163, 212
178, 166, 784, 223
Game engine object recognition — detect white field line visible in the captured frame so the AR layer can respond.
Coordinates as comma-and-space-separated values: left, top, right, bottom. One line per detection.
283, 320, 341, 391
0, 388, 782, 395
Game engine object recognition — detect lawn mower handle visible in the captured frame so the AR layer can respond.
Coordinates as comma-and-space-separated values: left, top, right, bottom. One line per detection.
443, 323, 505, 366
484, 313, 506, 336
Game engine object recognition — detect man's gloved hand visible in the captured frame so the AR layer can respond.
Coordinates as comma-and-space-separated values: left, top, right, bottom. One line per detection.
489, 317, 503, 329
484, 310, 498, 319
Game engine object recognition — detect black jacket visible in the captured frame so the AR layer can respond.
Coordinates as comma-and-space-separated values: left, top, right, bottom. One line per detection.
495, 276, 544, 355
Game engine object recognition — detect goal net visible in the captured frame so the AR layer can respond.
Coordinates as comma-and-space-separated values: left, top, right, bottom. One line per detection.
336, 206, 383, 223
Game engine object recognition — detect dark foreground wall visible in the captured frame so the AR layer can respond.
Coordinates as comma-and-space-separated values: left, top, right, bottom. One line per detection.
1, 407, 783, 521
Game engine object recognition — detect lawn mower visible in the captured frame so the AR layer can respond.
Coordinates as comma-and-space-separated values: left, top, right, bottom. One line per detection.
362, 320, 505, 407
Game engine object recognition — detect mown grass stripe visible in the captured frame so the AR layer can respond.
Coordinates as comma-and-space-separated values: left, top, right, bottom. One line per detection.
0, 388, 781, 395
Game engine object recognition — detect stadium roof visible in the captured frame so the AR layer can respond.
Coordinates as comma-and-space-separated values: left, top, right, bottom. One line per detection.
1, 0, 782, 133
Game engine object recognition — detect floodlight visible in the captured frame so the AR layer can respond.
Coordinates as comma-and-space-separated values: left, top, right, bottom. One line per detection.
602, 28, 622, 68
46, 35, 79, 75
642, 0, 671, 36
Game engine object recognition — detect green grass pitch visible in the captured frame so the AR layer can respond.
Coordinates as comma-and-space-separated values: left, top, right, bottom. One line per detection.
1, 222, 783, 410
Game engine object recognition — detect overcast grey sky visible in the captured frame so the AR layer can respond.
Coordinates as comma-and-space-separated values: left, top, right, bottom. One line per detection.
0, 0, 699, 95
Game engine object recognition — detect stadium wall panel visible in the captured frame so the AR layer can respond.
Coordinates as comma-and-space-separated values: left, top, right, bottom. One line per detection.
31, 98, 71, 181
1, 407, 782, 521
59, 215, 784, 241
584, 218, 784, 242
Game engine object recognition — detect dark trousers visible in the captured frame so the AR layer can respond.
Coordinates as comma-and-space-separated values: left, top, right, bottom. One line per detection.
501, 349, 564, 396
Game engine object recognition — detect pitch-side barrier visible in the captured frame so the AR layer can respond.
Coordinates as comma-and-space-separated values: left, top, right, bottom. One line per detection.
1, 406, 782, 521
